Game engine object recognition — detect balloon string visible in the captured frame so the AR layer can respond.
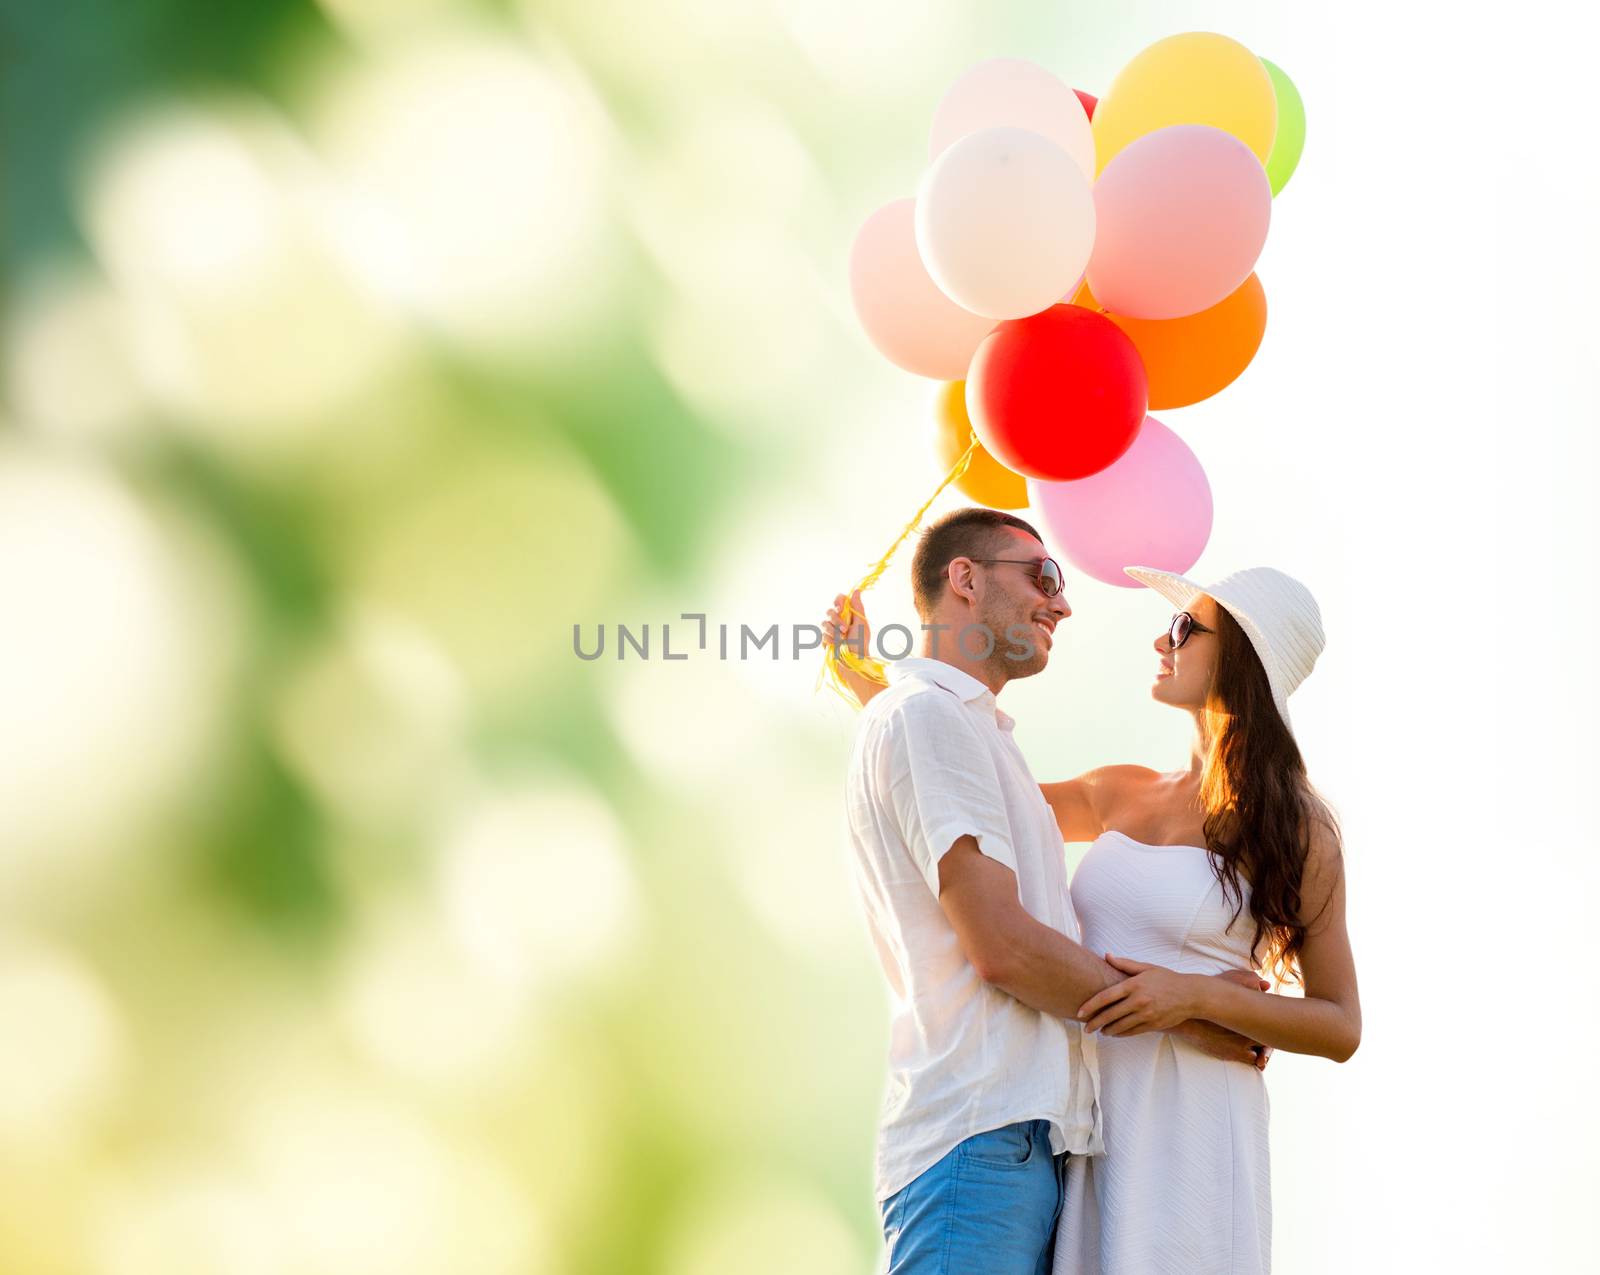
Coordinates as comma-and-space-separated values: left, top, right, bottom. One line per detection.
818, 430, 982, 708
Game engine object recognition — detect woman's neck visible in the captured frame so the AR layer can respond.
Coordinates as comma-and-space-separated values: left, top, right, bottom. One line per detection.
1187, 708, 1211, 778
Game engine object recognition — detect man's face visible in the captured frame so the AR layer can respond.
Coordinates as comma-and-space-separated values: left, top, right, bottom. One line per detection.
965, 529, 1071, 679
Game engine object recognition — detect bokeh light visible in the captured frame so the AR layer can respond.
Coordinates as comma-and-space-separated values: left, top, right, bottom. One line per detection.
438, 776, 639, 990
660, 1174, 861, 1275
3, 266, 145, 442
81, 102, 403, 448
0, 447, 241, 877
313, 29, 618, 357
271, 605, 469, 831
338, 441, 630, 700
337, 900, 527, 1088
0, 943, 123, 1147
89, 1163, 285, 1275
237, 1091, 542, 1275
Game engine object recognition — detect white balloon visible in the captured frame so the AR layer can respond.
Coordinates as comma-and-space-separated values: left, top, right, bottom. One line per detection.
915, 127, 1095, 321
929, 58, 1095, 180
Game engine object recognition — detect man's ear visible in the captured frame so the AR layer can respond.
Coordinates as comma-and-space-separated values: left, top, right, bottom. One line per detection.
947, 557, 978, 604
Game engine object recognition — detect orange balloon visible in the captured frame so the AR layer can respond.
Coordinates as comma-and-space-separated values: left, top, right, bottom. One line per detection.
1076, 275, 1267, 410
935, 380, 1028, 509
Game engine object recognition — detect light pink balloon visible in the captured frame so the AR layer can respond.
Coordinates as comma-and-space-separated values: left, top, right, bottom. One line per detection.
849, 198, 996, 379
916, 127, 1096, 321
1086, 125, 1271, 320
929, 58, 1095, 180
1027, 417, 1212, 587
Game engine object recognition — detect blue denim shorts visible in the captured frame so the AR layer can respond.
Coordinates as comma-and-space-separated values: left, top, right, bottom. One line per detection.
880, 1119, 1067, 1275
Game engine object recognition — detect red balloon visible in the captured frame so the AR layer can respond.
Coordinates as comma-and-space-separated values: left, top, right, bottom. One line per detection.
1074, 88, 1098, 120
966, 305, 1147, 482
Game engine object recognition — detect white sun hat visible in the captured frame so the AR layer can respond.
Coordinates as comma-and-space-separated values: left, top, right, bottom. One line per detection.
1124, 565, 1326, 733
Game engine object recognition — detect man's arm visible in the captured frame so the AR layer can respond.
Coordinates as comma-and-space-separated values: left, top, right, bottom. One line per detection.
937, 836, 1118, 1015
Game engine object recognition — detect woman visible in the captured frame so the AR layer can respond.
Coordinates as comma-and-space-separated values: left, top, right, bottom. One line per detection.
824, 563, 1361, 1274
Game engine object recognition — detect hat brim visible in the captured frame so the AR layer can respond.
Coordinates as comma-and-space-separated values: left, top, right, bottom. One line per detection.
1124, 566, 1204, 611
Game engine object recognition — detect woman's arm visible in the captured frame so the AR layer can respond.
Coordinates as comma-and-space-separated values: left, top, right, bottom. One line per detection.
823, 590, 886, 708
1039, 777, 1099, 842
1076, 821, 1362, 1062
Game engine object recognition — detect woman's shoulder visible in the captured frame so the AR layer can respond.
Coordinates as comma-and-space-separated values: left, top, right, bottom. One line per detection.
1080, 764, 1165, 811
1085, 764, 1165, 793
1300, 794, 1345, 877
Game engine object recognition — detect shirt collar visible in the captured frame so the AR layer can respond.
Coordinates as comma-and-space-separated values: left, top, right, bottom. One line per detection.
887, 657, 1015, 731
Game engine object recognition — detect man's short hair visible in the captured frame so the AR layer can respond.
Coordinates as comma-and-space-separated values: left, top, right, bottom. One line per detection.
911, 507, 1044, 620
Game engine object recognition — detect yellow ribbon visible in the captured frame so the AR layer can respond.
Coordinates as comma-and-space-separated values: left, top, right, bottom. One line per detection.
818, 430, 982, 707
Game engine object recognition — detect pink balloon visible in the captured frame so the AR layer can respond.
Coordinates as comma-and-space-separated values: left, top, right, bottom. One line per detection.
1027, 417, 1212, 587
929, 58, 1095, 180
849, 198, 996, 379
1086, 125, 1272, 320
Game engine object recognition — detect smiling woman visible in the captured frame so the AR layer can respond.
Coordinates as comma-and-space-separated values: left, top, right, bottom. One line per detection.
1036, 565, 1359, 1273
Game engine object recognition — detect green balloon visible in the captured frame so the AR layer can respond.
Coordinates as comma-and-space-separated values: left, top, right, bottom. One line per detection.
1260, 59, 1306, 196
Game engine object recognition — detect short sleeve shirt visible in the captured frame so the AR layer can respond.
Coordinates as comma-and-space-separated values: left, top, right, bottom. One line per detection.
844, 657, 1102, 1201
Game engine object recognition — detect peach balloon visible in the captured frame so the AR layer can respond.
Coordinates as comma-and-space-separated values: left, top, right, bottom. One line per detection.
1086, 125, 1271, 320
929, 58, 1096, 180
916, 127, 1096, 321
849, 198, 996, 379
935, 380, 1027, 509
1078, 275, 1267, 409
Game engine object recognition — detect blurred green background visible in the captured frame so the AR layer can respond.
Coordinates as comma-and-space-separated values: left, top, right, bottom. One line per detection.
6, 1, 1104, 1270
9, 0, 1598, 1271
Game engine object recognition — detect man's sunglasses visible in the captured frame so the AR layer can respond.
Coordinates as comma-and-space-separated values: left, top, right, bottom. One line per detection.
969, 557, 1065, 598
1168, 611, 1215, 651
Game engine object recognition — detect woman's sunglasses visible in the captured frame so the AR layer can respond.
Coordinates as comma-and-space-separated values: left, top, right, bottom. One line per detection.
969, 556, 1065, 598
1168, 611, 1215, 651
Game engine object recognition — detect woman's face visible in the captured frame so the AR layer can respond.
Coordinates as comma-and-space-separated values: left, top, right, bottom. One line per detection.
1152, 594, 1221, 711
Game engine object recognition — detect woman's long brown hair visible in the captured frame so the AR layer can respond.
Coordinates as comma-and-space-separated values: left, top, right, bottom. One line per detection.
1198, 607, 1340, 984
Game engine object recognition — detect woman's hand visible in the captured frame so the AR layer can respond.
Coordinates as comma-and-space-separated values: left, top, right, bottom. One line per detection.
1078, 955, 1203, 1036
823, 590, 885, 708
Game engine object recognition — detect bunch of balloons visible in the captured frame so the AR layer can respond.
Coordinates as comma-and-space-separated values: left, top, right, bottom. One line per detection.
849, 33, 1306, 586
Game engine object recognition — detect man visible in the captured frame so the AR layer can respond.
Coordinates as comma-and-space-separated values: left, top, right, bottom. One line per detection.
835, 508, 1261, 1275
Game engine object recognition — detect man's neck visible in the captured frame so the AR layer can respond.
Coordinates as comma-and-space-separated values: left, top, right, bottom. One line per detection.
917, 627, 1005, 696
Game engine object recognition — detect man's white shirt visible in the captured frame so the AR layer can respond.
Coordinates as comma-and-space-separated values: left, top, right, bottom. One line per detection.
844, 656, 1102, 1202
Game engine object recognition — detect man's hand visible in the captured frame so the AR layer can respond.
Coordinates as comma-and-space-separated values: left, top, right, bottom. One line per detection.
1213, 967, 1273, 1071
823, 590, 883, 708
1216, 967, 1273, 994
1169, 1019, 1269, 1068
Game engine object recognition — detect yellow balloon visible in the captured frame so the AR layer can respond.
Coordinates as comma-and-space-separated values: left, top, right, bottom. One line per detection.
935, 381, 1028, 510
1092, 32, 1278, 173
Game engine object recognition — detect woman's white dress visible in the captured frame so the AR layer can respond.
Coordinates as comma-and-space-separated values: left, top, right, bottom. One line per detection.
1053, 830, 1271, 1274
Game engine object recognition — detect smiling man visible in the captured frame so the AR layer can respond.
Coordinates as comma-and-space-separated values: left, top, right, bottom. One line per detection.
838, 507, 1103, 1274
